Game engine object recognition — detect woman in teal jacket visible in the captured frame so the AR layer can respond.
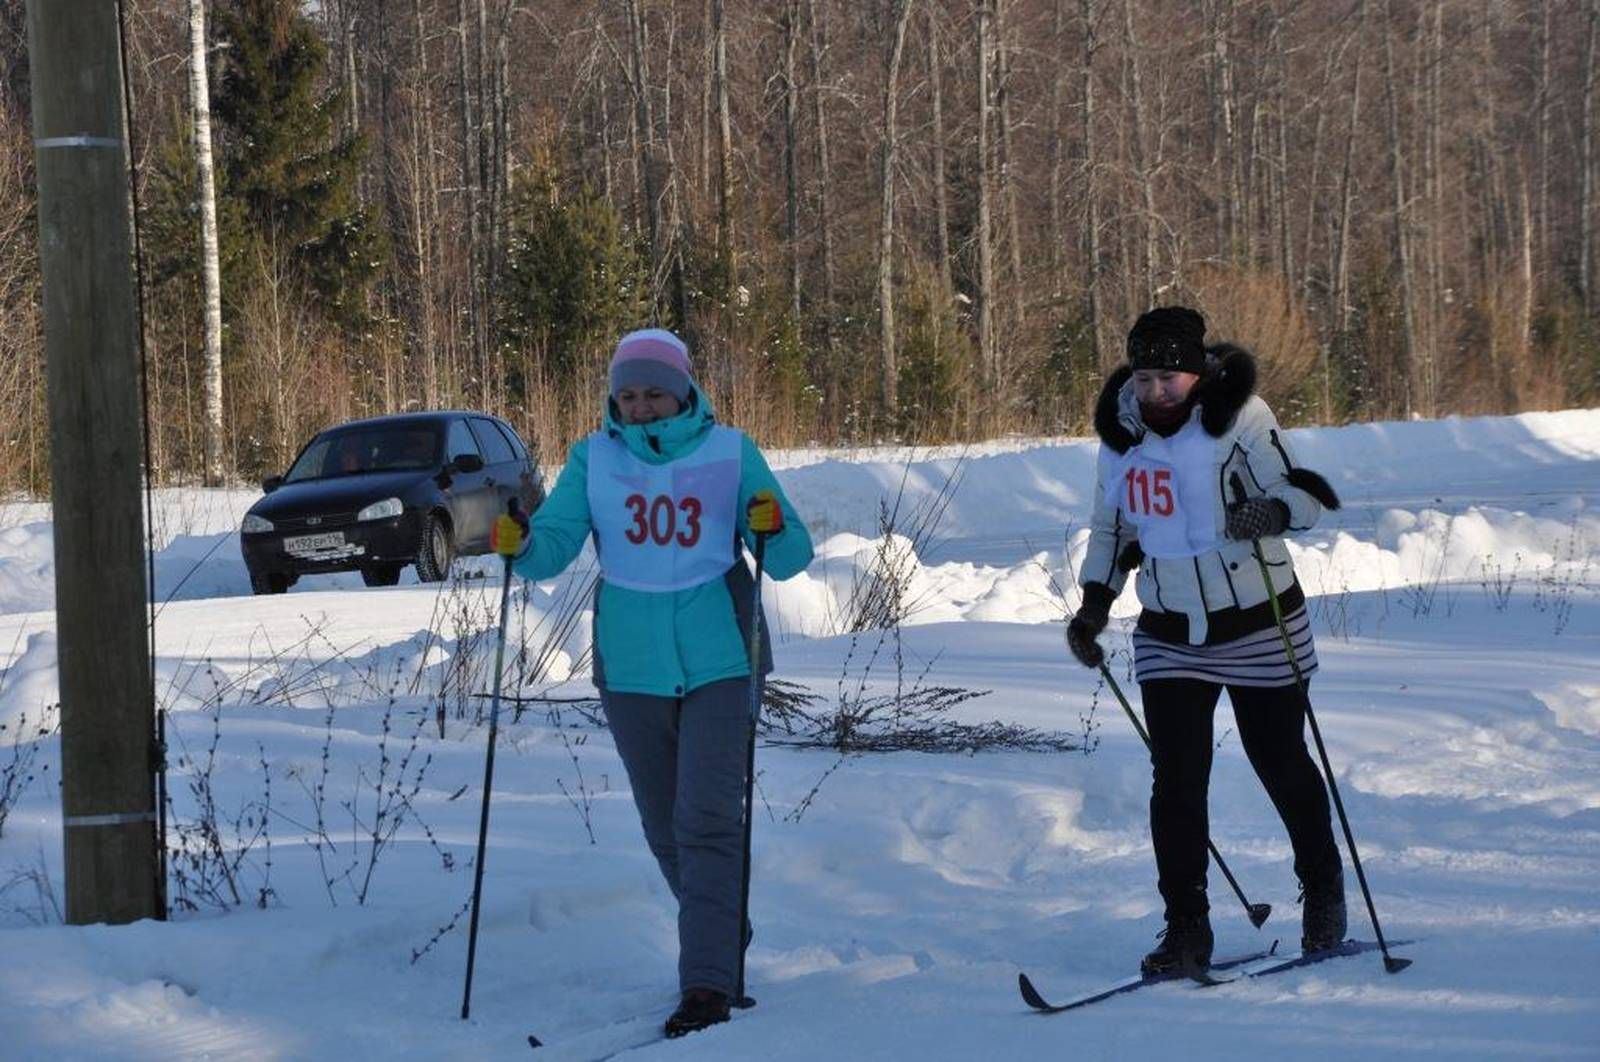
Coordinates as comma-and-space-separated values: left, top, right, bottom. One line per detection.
511, 328, 812, 1038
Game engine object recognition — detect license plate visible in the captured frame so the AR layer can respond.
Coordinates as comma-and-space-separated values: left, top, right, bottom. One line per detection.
283, 531, 346, 554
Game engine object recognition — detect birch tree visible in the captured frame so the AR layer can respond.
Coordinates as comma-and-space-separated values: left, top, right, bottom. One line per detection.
188, 0, 225, 485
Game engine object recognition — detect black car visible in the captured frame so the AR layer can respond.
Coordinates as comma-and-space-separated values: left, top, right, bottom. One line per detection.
240, 411, 545, 594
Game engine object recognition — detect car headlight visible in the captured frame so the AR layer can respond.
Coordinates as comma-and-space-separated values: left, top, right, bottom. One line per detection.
241, 513, 274, 534
357, 497, 403, 522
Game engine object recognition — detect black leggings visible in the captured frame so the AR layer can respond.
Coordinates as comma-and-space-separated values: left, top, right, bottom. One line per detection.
1142, 677, 1341, 919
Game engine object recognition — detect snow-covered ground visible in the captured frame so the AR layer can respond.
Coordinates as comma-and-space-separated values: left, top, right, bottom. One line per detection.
0, 410, 1597, 1060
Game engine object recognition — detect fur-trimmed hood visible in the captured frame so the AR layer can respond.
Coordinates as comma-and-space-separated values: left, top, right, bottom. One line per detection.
1093, 343, 1257, 454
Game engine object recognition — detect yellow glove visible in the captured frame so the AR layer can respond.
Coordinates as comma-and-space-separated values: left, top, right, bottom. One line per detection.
491, 510, 529, 557
746, 489, 784, 535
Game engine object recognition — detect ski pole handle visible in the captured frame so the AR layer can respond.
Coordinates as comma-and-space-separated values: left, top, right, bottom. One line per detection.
492, 497, 529, 559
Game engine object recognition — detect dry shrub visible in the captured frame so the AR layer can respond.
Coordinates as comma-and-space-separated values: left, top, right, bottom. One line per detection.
1181, 265, 1323, 421
1443, 272, 1575, 416
500, 341, 608, 472
0, 99, 44, 495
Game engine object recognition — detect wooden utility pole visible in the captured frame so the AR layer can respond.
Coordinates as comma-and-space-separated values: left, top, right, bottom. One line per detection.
27, 0, 160, 924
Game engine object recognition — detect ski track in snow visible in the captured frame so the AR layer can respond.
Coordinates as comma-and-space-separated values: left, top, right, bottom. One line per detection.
0, 410, 1597, 1060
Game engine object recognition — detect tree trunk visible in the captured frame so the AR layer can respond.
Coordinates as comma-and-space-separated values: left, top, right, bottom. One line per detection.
1271, 4, 1293, 294
1381, 0, 1417, 416
1536, 0, 1551, 280
1331, 0, 1366, 415
783, 0, 802, 322
1122, 0, 1157, 308
1049, 0, 1067, 295
1519, 168, 1534, 375
456, 0, 484, 380
1208, 0, 1240, 262
410, 0, 439, 408
600, 75, 615, 204
188, 0, 225, 485
476, 0, 490, 231
1421, 0, 1443, 409
344, 11, 362, 208
701, 0, 712, 205
658, 6, 689, 330
1080, 0, 1104, 366
1584, 0, 1598, 310
623, 0, 663, 309
877, 0, 913, 415
994, 0, 1024, 329
807, 0, 839, 360
377, 0, 407, 377
491, 5, 512, 300
713, 0, 735, 287
977, 0, 996, 382
1301, 40, 1339, 306
928, 4, 953, 297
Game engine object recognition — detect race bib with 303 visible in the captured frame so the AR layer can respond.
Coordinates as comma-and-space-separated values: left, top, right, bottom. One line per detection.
586, 425, 743, 591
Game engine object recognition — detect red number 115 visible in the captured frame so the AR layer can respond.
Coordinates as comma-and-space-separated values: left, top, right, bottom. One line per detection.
1125, 468, 1174, 516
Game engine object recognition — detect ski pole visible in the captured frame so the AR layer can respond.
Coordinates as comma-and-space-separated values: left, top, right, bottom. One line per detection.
1098, 663, 1272, 928
733, 531, 769, 1010
461, 499, 525, 1019
1228, 474, 1410, 973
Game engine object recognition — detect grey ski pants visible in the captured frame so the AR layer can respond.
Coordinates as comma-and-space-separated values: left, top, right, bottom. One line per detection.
601, 677, 753, 996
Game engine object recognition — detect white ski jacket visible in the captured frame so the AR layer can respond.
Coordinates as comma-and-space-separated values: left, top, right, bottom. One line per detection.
1077, 347, 1340, 645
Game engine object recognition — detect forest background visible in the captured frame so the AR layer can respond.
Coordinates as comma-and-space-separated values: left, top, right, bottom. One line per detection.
2, 0, 1598, 492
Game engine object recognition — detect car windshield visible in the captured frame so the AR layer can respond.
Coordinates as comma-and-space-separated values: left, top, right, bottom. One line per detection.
283, 426, 442, 483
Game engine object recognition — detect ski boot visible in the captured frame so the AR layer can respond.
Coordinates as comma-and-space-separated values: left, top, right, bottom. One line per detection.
664, 988, 731, 1039
1300, 869, 1348, 952
1140, 912, 1214, 975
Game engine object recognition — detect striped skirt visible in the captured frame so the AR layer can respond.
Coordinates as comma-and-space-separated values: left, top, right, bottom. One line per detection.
1132, 605, 1317, 688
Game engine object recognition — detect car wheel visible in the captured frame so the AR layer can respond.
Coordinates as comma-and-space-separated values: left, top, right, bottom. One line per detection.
415, 513, 453, 582
250, 571, 291, 595
361, 564, 402, 588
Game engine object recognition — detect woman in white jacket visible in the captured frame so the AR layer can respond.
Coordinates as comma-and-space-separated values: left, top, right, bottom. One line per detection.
1067, 306, 1347, 975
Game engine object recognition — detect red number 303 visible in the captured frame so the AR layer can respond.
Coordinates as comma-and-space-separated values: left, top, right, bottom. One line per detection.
623, 494, 703, 547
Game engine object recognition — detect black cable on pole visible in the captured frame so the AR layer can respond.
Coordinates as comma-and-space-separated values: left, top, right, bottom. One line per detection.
113, 0, 168, 921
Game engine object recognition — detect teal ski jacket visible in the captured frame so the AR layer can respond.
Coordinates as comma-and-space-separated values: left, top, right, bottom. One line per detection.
513, 384, 813, 697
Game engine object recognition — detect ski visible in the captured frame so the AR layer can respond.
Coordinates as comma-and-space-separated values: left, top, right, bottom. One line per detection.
1018, 945, 1280, 1014
1230, 937, 1414, 980
527, 998, 752, 1060
525, 1013, 665, 1060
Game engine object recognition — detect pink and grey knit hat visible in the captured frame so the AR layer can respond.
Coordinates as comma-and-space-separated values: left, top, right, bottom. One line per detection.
609, 328, 694, 402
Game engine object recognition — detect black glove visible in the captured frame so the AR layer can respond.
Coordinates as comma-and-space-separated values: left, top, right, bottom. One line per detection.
1225, 497, 1290, 541
1066, 582, 1115, 669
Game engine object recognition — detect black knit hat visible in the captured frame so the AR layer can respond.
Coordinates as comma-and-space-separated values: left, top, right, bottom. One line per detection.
1127, 306, 1207, 374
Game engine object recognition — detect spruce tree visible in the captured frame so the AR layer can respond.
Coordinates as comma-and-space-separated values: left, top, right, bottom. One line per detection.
210, 0, 380, 325
498, 170, 647, 379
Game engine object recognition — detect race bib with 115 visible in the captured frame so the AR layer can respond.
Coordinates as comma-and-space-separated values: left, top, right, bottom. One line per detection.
1102, 416, 1219, 559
